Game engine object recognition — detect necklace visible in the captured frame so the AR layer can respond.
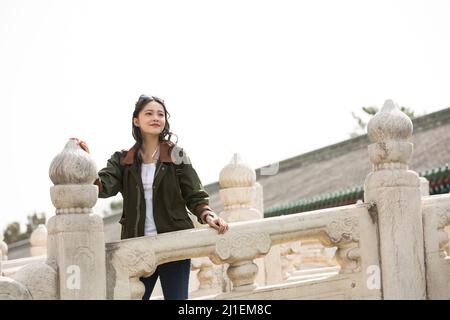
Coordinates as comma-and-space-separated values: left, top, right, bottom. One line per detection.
140, 145, 160, 164
151, 145, 160, 160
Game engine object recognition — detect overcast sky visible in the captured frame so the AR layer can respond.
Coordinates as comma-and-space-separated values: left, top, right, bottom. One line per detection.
1, 0, 450, 233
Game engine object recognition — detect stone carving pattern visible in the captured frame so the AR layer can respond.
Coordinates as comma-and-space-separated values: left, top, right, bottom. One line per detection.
323, 216, 361, 273
114, 245, 156, 278
214, 232, 271, 264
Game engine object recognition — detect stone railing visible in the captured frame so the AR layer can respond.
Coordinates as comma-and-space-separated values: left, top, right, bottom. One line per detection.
1, 256, 47, 278
106, 202, 379, 300
421, 194, 450, 299
0, 225, 48, 279
1, 99, 450, 300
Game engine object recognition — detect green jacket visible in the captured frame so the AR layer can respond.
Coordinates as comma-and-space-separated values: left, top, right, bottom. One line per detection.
95, 141, 211, 239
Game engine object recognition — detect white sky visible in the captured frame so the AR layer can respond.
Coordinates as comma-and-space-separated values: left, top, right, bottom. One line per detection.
1, 0, 450, 233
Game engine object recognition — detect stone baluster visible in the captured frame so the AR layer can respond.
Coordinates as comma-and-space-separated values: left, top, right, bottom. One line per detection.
190, 257, 220, 296
0, 233, 7, 262
30, 224, 47, 257
48, 139, 106, 299
213, 153, 269, 291
280, 243, 296, 280
364, 99, 426, 299
290, 241, 303, 270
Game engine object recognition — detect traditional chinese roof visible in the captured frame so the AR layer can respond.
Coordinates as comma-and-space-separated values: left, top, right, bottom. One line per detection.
205, 107, 450, 216
264, 164, 450, 217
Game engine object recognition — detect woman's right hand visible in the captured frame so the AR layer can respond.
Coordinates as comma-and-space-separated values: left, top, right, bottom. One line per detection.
70, 137, 90, 154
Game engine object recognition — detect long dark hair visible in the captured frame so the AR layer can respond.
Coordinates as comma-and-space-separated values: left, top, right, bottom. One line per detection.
132, 94, 172, 164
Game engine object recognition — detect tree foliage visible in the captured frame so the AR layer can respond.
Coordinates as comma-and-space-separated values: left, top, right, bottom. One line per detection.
3, 211, 46, 244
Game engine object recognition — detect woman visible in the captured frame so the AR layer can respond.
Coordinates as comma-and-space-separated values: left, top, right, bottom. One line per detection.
76, 94, 228, 300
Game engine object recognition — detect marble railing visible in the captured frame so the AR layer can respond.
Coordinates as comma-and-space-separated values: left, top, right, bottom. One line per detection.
106, 202, 380, 300
1, 99, 449, 300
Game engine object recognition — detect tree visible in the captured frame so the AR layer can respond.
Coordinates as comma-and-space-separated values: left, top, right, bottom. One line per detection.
3, 222, 23, 244
25, 212, 46, 235
350, 105, 416, 138
3, 211, 46, 244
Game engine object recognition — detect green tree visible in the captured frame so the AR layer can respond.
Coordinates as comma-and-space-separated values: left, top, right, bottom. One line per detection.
25, 211, 46, 235
3, 211, 46, 244
3, 222, 23, 244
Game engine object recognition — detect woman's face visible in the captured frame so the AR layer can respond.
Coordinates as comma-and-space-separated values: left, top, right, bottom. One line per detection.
133, 101, 166, 137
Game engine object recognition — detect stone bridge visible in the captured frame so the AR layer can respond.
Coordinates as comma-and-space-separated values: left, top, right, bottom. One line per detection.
1, 100, 449, 300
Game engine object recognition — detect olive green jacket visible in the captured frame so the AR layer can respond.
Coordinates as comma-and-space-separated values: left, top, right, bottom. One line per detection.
95, 141, 211, 239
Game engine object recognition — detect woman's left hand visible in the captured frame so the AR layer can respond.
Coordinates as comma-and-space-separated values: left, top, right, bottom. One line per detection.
206, 215, 229, 234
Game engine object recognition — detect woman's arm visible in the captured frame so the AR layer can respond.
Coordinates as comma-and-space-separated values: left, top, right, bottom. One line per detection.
96, 151, 124, 198
177, 161, 211, 222
177, 152, 228, 234
76, 139, 123, 198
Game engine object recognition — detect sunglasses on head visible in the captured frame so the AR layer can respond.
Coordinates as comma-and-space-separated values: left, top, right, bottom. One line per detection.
138, 94, 165, 105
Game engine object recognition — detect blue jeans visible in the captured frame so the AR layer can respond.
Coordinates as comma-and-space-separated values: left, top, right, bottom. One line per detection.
140, 259, 191, 300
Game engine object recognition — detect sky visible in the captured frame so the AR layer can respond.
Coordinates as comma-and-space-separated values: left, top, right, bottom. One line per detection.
1, 0, 450, 234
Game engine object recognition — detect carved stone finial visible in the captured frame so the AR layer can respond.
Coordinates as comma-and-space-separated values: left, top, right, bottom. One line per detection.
219, 154, 258, 213
49, 139, 97, 185
30, 224, 47, 248
49, 139, 98, 213
219, 153, 256, 189
30, 225, 47, 257
367, 100, 414, 170
367, 99, 413, 143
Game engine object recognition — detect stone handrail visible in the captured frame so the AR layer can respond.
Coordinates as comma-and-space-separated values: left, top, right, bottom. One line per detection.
421, 194, 450, 299
106, 202, 377, 299
1, 256, 47, 279
2, 99, 446, 300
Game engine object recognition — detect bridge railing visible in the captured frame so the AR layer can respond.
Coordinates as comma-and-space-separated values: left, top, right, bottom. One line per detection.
2, 99, 449, 300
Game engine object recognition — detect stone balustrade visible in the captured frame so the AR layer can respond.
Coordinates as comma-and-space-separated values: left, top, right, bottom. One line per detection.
1, 256, 47, 278
105, 202, 379, 299
1, 99, 450, 300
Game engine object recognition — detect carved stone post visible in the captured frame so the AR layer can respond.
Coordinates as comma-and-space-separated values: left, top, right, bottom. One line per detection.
364, 100, 426, 299
420, 177, 430, 196
216, 154, 268, 291
219, 154, 260, 222
48, 139, 106, 299
30, 224, 47, 257
210, 232, 271, 292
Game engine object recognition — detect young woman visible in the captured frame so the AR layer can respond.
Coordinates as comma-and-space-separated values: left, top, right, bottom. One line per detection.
76, 94, 228, 300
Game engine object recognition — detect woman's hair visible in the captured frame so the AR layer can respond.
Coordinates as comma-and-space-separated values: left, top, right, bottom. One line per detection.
132, 94, 172, 163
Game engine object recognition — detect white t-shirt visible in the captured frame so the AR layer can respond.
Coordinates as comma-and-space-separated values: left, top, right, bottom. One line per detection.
141, 163, 157, 236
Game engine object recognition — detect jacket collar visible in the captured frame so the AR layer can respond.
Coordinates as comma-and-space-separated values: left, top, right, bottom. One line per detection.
120, 140, 175, 165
